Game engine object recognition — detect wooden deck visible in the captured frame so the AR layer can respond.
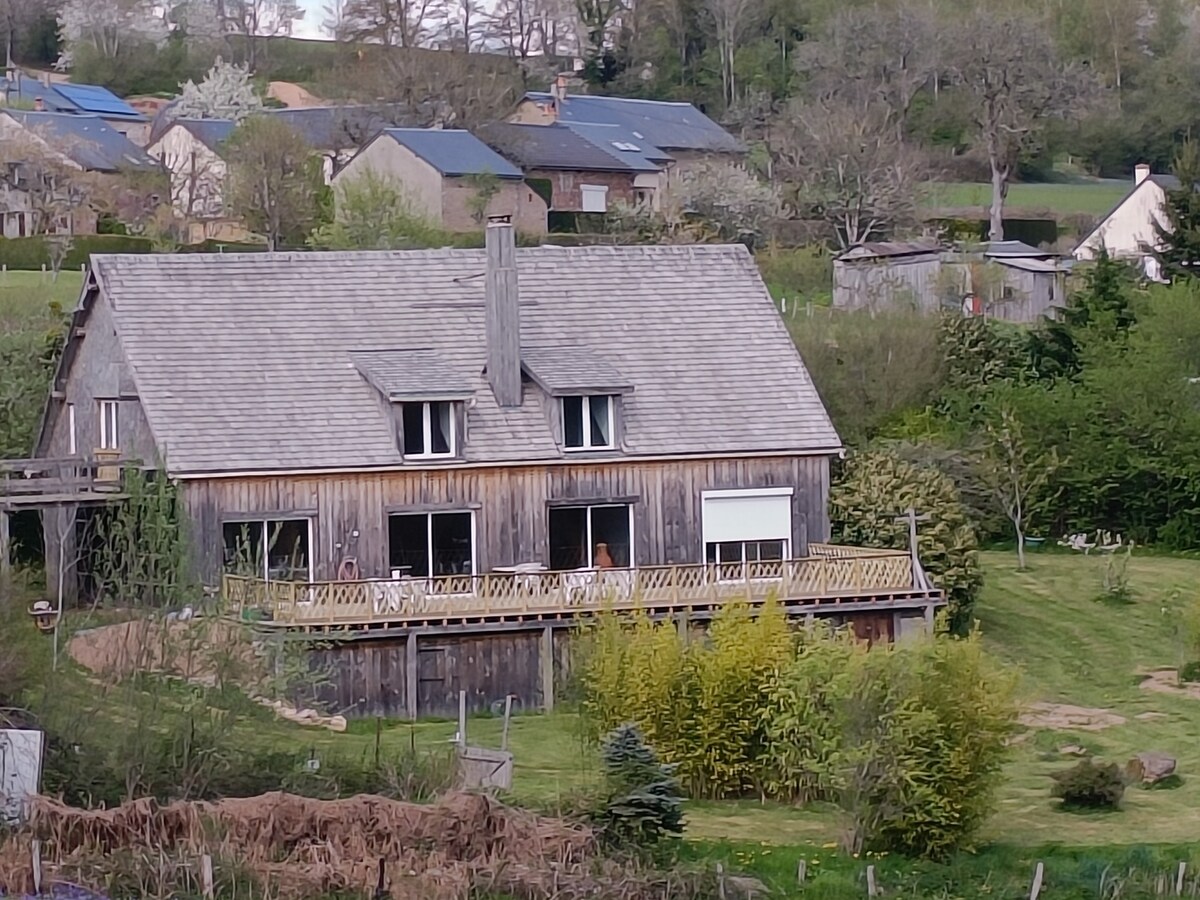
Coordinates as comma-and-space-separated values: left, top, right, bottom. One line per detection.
223, 543, 942, 631
0, 457, 136, 508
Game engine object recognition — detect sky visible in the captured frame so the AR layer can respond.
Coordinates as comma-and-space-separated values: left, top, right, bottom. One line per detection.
294, 0, 330, 39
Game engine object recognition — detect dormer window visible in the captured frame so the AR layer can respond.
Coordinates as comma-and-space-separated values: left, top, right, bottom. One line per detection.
402, 401, 456, 457
563, 395, 614, 450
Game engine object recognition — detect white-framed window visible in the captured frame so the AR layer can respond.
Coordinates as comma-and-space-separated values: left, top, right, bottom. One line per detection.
580, 183, 608, 213
402, 401, 456, 458
701, 487, 793, 574
562, 395, 614, 450
98, 400, 119, 450
222, 518, 313, 582
549, 503, 633, 569
67, 403, 76, 455
388, 510, 475, 578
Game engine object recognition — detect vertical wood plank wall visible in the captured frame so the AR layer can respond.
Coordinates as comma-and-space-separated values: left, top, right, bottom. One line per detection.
182, 456, 831, 582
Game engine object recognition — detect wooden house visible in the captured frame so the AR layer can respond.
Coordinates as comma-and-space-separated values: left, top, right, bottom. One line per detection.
31, 223, 942, 717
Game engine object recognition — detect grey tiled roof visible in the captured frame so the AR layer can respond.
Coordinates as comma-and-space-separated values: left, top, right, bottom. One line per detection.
352, 349, 475, 399
524, 92, 744, 154
90, 245, 840, 475
522, 346, 633, 395
380, 128, 524, 178
2, 111, 157, 172
476, 122, 659, 173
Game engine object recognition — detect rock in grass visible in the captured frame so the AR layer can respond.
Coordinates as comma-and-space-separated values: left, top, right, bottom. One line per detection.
1125, 752, 1177, 785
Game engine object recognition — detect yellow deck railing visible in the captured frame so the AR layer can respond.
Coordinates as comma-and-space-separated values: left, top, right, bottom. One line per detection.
223, 545, 926, 628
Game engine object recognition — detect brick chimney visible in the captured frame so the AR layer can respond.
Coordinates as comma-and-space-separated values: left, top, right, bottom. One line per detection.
485, 216, 521, 408
1135, 163, 1151, 186
33, 96, 44, 111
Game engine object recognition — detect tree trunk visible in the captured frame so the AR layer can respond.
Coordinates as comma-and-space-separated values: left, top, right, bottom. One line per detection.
988, 159, 1007, 241
1015, 518, 1026, 570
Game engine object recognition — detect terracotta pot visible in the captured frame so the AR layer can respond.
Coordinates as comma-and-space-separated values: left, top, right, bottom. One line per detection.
594, 542, 615, 568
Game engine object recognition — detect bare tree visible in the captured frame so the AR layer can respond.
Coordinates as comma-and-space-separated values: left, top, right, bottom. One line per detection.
56, 0, 168, 67
796, 1, 939, 139
772, 97, 926, 249
489, 0, 576, 57
704, 0, 763, 108
429, 0, 487, 50
0, 0, 52, 66
0, 125, 96, 236
224, 115, 323, 250
336, 0, 436, 47
220, 0, 304, 71
946, 9, 1096, 241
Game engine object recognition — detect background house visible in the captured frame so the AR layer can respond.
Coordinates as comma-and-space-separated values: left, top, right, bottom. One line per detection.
478, 121, 666, 215
34, 228, 937, 715
510, 82, 745, 200
0, 70, 148, 142
833, 239, 1068, 323
0, 110, 158, 238
1074, 164, 1174, 281
334, 128, 547, 234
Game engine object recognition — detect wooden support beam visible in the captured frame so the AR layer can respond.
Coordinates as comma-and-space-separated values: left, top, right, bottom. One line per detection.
0, 509, 10, 600
540, 625, 554, 712
405, 630, 419, 720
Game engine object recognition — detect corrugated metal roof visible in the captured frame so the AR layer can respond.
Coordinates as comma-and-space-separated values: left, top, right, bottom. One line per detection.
3, 110, 157, 172
88, 244, 840, 474
382, 128, 523, 178
838, 240, 942, 260
523, 92, 743, 154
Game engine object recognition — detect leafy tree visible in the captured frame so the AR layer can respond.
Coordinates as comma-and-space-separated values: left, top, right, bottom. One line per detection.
310, 170, 450, 249
171, 57, 265, 122
1154, 141, 1200, 282
594, 723, 685, 849
831, 448, 982, 633
975, 396, 1063, 569
945, 9, 1095, 240
224, 115, 324, 250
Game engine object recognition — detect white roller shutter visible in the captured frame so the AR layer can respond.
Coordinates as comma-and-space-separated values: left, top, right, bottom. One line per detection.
701, 488, 793, 544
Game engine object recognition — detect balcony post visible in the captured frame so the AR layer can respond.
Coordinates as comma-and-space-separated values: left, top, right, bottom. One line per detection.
406, 630, 419, 720
540, 625, 555, 711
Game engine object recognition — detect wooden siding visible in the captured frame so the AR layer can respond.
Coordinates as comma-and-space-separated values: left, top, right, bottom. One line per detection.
182, 456, 831, 583
833, 254, 944, 313
311, 627, 569, 717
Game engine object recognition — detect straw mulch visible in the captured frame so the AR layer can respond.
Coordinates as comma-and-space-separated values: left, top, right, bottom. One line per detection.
0, 791, 675, 900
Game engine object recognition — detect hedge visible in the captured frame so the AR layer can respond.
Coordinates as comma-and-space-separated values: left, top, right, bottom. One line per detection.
0, 235, 155, 270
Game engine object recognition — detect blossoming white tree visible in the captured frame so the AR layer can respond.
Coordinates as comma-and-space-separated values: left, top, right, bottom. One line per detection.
171, 58, 265, 122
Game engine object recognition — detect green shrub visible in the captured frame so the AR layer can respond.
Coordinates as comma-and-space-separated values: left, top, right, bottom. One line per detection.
593, 723, 684, 849
579, 601, 793, 799
1181, 661, 1200, 683
0, 235, 156, 270
1051, 759, 1126, 809
831, 448, 982, 633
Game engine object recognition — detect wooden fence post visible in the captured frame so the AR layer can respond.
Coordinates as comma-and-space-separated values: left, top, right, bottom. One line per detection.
1030, 861, 1044, 900
30, 840, 41, 895
866, 864, 878, 898
796, 860, 806, 885
1177, 861, 1187, 895
200, 853, 213, 899
716, 862, 726, 900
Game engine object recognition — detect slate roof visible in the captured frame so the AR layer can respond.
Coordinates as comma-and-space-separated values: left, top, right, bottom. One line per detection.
564, 122, 673, 168
522, 347, 633, 395
477, 122, 652, 172
87, 245, 839, 475
0, 75, 144, 121
155, 106, 394, 154
523, 92, 744, 154
379, 128, 524, 178
352, 349, 475, 400
174, 117, 237, 151
3, 111, 157, 172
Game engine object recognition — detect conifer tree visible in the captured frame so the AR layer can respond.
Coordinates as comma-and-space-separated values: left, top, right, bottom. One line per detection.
1154, 141, 1200, 282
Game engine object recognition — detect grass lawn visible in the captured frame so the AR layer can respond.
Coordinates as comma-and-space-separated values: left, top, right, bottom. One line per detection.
0, 269, 82, 331
922, 182, 1129, 217
13, 548, 1200, 894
